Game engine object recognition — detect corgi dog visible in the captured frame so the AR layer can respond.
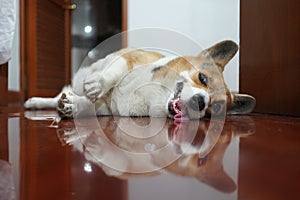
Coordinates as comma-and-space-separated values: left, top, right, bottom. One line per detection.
24, 40, 255, 121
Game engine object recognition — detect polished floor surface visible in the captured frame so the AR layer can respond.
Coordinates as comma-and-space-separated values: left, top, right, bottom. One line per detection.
0, 107, 300, 200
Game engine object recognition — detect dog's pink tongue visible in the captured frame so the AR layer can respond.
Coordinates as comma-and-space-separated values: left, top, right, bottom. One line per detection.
174, 112, 189, 123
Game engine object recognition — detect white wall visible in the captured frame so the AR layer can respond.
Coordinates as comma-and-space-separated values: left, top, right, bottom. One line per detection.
128, 0, 240, 92
8, 0, 20, 91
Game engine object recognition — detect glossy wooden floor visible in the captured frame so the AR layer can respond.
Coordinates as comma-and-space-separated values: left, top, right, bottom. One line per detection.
0, 106, 300, 200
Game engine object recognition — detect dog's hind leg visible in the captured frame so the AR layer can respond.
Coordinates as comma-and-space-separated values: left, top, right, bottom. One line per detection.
24, 97, 58, 109
24, 86, 72, 109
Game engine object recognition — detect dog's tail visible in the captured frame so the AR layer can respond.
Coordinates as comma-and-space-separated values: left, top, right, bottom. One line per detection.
24, 86, 72, 109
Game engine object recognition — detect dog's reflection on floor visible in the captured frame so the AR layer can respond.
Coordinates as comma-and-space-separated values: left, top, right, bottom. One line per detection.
57, 116, 255, 193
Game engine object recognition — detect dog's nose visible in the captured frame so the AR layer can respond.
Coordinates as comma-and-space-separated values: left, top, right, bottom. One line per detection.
187, 94, 206, 111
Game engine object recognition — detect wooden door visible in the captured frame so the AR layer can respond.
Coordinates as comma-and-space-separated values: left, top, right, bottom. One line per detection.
240, 0, 300, 116
25, 0, 72, 98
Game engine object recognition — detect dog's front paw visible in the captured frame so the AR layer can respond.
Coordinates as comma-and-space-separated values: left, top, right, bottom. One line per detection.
57, 93, 74, 119
83, 72, 109, 102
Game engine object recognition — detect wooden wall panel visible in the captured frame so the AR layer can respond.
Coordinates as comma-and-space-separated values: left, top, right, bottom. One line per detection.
240, 0, 300, 116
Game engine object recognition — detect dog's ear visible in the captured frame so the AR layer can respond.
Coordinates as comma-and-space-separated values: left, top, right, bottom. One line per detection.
199, 40, 238, 71
228, 93, 256, 115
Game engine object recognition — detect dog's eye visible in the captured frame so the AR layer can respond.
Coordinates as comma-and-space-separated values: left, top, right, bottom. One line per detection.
198, 73, 208, 86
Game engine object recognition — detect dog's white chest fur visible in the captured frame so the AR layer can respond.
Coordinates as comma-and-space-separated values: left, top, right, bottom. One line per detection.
109, 56, 178, 117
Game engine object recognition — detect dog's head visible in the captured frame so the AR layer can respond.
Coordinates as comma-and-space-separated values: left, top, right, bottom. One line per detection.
163, 40, 256, 121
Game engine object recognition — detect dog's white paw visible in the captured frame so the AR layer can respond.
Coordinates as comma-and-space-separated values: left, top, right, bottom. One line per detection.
57, 93, 74, 119
83, 72, 109, 102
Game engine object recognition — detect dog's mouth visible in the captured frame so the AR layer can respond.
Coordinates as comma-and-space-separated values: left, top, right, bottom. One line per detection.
168, 82, 210, 122
168, 82, 189, 122
168, 98, 188, 122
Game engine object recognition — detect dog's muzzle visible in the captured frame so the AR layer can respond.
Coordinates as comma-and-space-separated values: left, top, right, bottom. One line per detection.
168, 82, 209, 122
